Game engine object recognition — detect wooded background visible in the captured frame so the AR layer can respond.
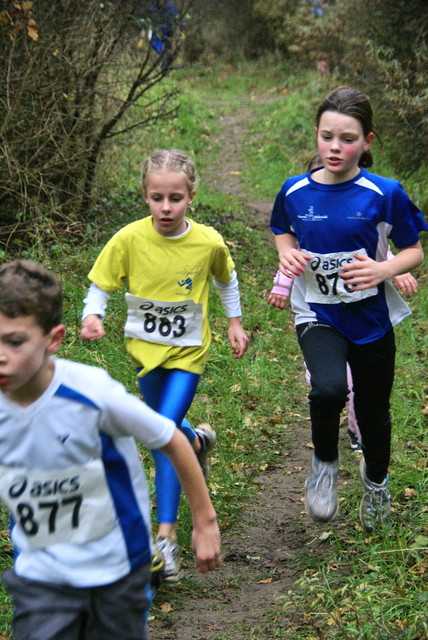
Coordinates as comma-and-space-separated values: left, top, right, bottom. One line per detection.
1, 0, 426, 249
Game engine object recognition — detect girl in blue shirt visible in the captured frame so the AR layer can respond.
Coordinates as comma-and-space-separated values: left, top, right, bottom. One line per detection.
270, 86, 427, 530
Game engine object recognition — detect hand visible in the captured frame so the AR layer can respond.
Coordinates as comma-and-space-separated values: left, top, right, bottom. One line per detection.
192, 522, 222, 573
227, 318, 249, 359
278, 248, 311, 277
393, 272, 418, 295
160, 430, 221, 574
340, 254, 389, 290
80, 314, 106, 340
267, 292, 288, 309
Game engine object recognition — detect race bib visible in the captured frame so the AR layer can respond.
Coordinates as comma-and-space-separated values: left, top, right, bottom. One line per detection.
0, 460, 116, 549
124, 294, 203, 347
303, 249, 378, 304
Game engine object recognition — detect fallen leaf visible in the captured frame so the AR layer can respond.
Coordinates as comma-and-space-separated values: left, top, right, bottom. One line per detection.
318, 531, 333, 542
404, 487, 417, 498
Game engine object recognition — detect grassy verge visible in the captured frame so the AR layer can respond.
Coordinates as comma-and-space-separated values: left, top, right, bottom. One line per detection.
0, 59, 426, 639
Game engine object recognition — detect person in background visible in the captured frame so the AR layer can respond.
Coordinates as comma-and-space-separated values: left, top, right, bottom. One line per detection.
0, 260, 221, 640
81, 149, 248, 581
139, 0, 182, 68
270, 87, 426, 530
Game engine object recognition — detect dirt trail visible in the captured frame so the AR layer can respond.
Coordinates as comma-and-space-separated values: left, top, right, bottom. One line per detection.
206, 104, 274, 221
150, 98, 328, 640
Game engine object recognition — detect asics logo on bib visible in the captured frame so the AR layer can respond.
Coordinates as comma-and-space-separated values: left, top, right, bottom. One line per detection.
310, 256, 354, 271
8, 475, 80, 499
139, 301, 188, 315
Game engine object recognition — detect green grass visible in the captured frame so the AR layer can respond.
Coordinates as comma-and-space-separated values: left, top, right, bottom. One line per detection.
0, 58, 427, 639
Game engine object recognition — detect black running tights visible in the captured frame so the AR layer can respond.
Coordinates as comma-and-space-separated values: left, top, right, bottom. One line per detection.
296, 322, 396, 483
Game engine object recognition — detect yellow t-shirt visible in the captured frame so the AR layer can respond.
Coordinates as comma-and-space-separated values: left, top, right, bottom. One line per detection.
88, 216, 235, 375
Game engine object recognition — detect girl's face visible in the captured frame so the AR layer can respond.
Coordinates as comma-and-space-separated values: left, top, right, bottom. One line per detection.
144, 169, 195, 237
315, 111, 374, 183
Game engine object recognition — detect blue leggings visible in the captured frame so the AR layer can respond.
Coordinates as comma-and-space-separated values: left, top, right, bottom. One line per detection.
137, 368, 200, 524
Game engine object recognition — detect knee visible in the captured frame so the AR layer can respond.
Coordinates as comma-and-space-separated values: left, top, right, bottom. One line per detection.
309, 379, 348, 407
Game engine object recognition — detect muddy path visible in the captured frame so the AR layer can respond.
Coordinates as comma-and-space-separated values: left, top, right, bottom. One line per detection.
150, 97, 336, 640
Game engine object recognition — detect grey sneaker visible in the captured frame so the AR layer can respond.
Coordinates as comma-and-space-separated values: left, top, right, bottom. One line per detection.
194, 423, 217, 480
154, 537, 180, 583
359, 458, 391, 531
305, 455, 339, 522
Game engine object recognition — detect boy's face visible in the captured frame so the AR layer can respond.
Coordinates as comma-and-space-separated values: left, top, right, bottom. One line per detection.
0, 313, 64, 404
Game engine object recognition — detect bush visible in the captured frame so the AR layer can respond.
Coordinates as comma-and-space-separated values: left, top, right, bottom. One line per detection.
0, 0, 187, 250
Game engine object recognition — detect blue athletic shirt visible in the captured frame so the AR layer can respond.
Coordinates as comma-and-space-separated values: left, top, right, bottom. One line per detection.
270, 167, 427, 344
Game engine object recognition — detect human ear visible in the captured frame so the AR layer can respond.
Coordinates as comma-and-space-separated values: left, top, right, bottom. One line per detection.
188, 189, 196, 205
47, 325, 66, 354
364, 132, 375, 151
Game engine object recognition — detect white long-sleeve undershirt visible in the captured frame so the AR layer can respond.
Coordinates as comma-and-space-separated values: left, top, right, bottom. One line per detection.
82, 270, 242, 321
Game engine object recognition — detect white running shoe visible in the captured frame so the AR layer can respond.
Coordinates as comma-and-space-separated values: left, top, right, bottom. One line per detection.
154, 537, 180, 583
348, 429, 363, 454
305, 455, 339, 522
194, 423, 217, 480
359, 458, 391, 531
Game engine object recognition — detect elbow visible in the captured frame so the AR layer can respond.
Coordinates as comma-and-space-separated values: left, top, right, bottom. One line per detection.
415, 245, 424, 268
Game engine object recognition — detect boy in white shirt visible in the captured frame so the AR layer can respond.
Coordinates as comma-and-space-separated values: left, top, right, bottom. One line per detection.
0, 259, 221, 640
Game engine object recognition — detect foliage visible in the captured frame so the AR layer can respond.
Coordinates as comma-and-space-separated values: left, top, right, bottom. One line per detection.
0, 0, 191, 250
284, 0, 428, 175
2, 0, 426, 255
183, 0, 258, 61
196, 0, 427, 176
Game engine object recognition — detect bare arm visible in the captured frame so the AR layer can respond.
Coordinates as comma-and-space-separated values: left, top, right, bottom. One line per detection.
160, 429, 221, 573
386, 244, 418, 295
274, 233, 311, 276
341, 242, 424, 290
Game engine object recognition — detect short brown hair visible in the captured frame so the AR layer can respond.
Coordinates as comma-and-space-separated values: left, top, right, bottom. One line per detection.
0, 260, 63, 333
